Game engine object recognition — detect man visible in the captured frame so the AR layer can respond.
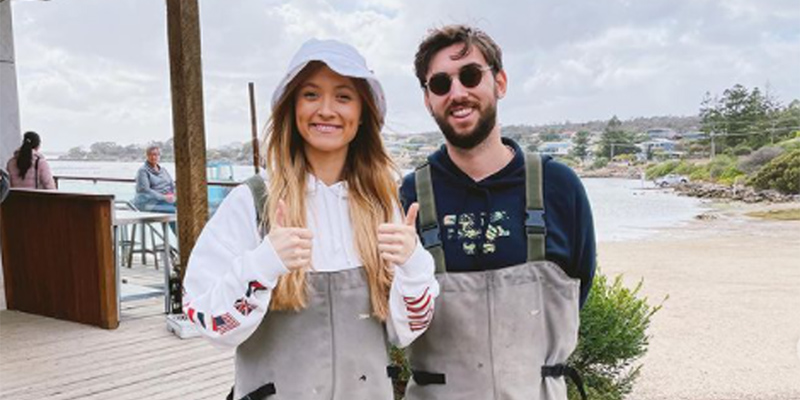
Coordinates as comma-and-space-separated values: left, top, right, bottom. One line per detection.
400, 25, 595, 400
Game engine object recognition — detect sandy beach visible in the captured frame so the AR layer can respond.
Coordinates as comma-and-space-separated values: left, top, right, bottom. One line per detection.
598, 201, 800, 400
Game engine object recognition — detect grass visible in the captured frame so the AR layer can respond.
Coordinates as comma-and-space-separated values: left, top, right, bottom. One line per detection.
745, 208, 800, 221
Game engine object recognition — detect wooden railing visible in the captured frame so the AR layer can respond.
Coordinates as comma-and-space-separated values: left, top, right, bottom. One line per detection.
53, 175, 239, 188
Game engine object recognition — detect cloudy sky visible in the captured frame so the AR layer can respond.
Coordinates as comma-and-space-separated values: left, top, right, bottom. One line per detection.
8, 0, 800, 152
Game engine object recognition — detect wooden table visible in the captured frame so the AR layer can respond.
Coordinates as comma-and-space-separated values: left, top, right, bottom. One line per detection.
113, 210, 177, 315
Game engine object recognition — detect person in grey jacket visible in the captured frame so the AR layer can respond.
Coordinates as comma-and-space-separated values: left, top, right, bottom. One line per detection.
133, 145, 176, 215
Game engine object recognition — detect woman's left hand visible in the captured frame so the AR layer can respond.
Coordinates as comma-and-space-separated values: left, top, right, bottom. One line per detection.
378, 203, 420, 266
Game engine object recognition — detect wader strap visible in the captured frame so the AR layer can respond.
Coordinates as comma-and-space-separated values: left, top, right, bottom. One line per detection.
541, 364, 587, 400
415, 164, 446, 273
411, 370, 446, 385
524, 153, 546, 262
244, 175, 269, 237
226, 383, 277, 400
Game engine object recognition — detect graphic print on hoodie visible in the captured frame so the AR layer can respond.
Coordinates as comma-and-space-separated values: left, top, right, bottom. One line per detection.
399, 138, 597, 307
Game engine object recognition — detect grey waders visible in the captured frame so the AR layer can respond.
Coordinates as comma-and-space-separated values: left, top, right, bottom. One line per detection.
405, 153, 587, 400
228, 176, 395, 400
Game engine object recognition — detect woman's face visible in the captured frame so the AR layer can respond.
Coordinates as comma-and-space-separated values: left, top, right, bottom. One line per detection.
147, 149, 161, 166
294, 65, 363, 162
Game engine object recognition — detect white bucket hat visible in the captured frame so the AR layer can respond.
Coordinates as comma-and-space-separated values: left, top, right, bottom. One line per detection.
271, 38, 387, 123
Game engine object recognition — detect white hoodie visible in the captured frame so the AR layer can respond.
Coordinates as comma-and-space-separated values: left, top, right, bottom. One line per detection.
182, 174, 439, 348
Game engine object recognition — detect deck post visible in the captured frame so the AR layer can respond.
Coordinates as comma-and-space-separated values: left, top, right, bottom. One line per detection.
166, 0, 208, 283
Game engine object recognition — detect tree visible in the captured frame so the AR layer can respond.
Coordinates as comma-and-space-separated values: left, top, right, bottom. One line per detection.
540, 131, 562, 142
598, 116, 637, 159
570, 130, 590, 163
65, 146, 87, 160
699, 84, 791, 152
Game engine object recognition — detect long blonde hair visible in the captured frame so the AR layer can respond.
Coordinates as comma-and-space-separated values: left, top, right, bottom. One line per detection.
263, 62, 399, 321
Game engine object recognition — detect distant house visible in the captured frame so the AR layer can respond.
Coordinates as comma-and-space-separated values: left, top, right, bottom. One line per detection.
539, 141, 572, 156
646, 128, 679, 140
638, 138, 682, 160
678, 131, 706, 141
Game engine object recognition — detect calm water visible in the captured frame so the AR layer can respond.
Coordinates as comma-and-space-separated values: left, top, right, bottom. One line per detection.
49, 161, 707, 243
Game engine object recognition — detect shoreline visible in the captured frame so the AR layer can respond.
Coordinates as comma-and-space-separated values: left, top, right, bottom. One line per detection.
597, 200, 800, 399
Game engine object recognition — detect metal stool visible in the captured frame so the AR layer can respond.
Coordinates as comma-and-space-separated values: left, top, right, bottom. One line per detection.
115, 200, 160, 269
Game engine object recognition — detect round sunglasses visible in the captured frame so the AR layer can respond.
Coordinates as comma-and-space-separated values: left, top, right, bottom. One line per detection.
423, 63, 494, 96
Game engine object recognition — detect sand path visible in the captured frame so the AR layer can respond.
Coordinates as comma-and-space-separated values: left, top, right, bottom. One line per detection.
598, 202, 800, 400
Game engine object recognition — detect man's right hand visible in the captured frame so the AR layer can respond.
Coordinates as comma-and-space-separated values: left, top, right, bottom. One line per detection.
165, 193, 175, 203
268, 199, 313, 271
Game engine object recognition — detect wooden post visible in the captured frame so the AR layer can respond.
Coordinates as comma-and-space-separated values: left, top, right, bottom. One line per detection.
249, 82, 260, 174
166, 0, 208, 281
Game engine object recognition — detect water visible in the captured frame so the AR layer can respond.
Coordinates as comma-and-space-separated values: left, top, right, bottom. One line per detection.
48, 161, 707, 243
583, 177, 706, 242
49, 160, 258, 204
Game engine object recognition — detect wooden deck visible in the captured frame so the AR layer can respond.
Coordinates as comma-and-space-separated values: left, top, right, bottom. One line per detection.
0, 261, 235, 400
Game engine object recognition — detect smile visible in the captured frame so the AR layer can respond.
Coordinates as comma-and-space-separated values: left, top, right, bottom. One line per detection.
311, 123, 342, 133
450, 105, 476, 120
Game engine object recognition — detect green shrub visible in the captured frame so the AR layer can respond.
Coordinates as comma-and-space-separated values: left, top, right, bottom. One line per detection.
567, 272, 664, 400
391, 346, 411, 399
689, 167, 711, 181
717, 166, 746, 186
673, 161, 699, 176
707, 155, 738, 180
747, 149, 800, 194
592, 157, 609, 170
738, 146, 785, 175
558, 156, 580, 168
732, 144, 753, 156
777, 137, 800, 152
644, 160, 679, 179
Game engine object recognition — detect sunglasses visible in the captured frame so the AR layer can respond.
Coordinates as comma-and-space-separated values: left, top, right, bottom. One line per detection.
423, 63, 494, 96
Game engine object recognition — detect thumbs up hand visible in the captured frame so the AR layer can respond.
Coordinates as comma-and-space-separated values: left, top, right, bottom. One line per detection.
268, 199, 313, 271
377, 203, 420, 266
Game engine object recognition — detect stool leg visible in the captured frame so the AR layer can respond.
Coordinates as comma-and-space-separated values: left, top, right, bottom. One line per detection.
140, 222, 148, 265
150, 224, 160, 271
127, 224, 137, 268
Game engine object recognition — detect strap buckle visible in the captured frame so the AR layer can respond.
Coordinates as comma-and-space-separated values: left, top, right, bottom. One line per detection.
525, 209, 546, 235
420, 225, 442, 249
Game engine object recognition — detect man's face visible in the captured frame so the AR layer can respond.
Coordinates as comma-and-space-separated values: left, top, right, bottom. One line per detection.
423, 43, 507, 150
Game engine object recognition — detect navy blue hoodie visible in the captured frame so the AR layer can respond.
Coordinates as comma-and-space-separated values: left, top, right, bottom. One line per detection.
400, 138, 596, 307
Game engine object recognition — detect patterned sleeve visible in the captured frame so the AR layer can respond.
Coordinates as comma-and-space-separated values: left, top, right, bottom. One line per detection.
182, 185, 289, 348
387, 207, 440, 348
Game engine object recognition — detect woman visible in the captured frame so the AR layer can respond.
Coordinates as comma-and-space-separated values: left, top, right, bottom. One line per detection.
6, 131, 56, 190
183, 39, 439, 400
133, 145, 176, 214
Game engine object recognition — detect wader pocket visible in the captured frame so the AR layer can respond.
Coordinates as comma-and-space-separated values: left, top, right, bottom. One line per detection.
411, 370, 446, 385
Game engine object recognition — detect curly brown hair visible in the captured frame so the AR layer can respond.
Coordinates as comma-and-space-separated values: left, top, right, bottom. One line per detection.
414, 24, 503, 88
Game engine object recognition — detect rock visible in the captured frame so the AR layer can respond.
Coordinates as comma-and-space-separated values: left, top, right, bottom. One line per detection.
675, 182, 797, 203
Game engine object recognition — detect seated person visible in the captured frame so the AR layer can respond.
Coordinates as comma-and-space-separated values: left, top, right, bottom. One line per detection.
133, 145, 176, 214
6, 131, 56, 190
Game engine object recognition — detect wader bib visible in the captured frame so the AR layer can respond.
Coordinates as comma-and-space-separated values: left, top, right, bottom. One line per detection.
405, 153, 586, 400
229, 177, 394, 400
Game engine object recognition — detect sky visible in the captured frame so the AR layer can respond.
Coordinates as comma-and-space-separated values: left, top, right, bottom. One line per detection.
7, 0, 800, 152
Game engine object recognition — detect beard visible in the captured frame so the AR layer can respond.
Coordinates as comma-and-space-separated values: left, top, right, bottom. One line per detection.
433, 100, 498, 150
